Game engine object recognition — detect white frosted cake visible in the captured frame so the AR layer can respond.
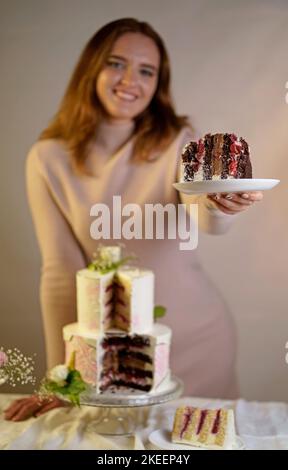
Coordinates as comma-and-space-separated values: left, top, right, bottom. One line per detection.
77, 270, 115, 331
77, 267, 154, 334
172, 406, 236, 450
63, 246, 172, 393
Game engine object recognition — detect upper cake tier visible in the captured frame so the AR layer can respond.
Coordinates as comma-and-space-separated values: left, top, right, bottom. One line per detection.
77, 247, 154, 334
181, 133, 252, 182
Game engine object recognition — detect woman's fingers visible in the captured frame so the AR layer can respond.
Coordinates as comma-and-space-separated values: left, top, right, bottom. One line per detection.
208, 194, 251, 211
222, 196, 253, 210
222, 194, 253, 206
207, 195, 254, 214
213, 201, 242, 215
227, 194, 253, 205
242, 191, 264, 202
207, 190, 264, 215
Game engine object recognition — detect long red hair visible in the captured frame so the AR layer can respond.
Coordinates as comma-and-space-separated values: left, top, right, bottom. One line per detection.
40, 18, 190, 172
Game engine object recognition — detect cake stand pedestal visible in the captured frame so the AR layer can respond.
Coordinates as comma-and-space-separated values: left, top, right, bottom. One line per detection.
80, 376, 183, 436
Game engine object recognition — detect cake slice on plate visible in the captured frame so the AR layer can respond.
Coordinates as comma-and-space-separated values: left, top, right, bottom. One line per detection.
172, 406, 236, 450
181, 133, 252, 182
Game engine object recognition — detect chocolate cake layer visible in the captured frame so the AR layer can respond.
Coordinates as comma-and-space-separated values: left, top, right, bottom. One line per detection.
221, 133, 232, 179
114, 380, 151, 392
100, 366, 152, 379
118, 365, 153, 379
99, 375, 151, 392
239, 137, 252, 178
118, 350, 153, 364
203, 134, 213, 180
102, 335, 150, 349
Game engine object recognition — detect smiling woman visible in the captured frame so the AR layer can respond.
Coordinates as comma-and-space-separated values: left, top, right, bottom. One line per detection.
96, 33, 160, 122
4, 17, 264, 422
38, 18, 188, 171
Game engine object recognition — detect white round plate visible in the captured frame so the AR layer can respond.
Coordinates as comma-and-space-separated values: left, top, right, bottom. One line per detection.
173, 179, 280, 195
149, 429, 245, 450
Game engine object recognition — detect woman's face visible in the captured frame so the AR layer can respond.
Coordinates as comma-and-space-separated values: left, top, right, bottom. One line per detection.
96, 32, 160, 123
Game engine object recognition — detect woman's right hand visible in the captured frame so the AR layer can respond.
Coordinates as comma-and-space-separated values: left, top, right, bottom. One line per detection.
4, 395, 67, 421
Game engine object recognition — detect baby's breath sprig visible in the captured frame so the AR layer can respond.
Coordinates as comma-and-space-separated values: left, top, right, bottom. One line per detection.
88, 245, 137, 274
0, 347, 36, 387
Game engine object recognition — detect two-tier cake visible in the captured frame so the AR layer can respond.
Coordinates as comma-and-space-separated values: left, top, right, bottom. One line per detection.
63, 246, 172, 393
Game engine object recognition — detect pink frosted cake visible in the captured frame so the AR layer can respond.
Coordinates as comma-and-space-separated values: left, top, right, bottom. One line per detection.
63, 246, 171, 393
172, 406, 236, 450
181, 133, 252, 182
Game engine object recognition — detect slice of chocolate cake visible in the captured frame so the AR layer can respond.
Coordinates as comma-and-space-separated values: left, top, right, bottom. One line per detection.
181, 133, 252, 182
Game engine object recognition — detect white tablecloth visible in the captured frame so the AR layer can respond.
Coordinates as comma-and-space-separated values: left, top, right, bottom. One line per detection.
1, 394, 288, 450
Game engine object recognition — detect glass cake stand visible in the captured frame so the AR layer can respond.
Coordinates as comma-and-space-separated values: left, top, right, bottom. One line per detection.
80, 376, 183, 435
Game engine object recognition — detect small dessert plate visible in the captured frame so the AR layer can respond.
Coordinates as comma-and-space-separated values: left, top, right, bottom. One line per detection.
173, 179, 280, 195
149, 429, 245, 450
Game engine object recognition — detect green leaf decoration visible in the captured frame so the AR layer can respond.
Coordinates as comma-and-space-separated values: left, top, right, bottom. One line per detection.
41, 365, 86, 407
154, 305, 167, 319
88, 256, 136, 274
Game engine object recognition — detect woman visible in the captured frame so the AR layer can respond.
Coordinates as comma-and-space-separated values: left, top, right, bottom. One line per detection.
5, 18, 262, 421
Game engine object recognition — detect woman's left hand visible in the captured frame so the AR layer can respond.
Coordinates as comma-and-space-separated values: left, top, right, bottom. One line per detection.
206, 191, 264, 215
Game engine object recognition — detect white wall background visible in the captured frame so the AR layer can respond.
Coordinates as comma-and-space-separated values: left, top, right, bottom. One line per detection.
0, 0, 287, 400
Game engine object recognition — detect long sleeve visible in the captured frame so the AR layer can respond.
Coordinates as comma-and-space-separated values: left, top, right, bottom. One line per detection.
177, 128, 238, 235
26, 143, 87, 369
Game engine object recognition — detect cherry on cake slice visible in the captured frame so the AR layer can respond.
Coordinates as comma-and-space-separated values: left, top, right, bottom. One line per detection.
172, 406, 236, 450
181, 133, 252, 182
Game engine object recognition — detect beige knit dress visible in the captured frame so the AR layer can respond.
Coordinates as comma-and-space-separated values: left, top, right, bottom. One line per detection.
26, 121, 238, 399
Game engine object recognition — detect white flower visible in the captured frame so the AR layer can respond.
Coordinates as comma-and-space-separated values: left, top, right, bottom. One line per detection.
0, 351, 8, 368
0, 371, 8, 385
48, 364, 69, 384
100, 246, 121, 264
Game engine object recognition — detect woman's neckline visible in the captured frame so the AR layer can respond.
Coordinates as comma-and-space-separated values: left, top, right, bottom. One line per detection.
94, 119, 135, 156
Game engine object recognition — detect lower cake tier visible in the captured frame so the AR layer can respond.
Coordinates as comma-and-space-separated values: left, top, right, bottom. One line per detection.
63, 323, 171, 393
